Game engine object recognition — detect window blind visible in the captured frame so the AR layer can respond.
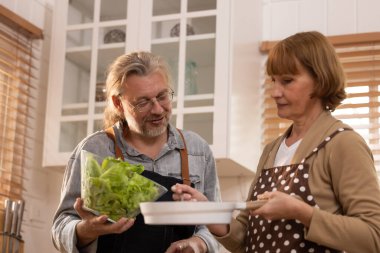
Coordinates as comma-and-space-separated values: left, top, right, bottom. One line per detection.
260, 32, 380, 177
0, 6, 43, 206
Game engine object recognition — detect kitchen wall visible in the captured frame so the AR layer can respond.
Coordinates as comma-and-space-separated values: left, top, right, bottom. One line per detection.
2, 0, 380, 252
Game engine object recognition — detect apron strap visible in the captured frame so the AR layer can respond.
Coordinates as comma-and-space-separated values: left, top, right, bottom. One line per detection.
105, 127, 124, 160
177, 129, 191, 186
302, 127, 352, 161
104, 126, 191, 186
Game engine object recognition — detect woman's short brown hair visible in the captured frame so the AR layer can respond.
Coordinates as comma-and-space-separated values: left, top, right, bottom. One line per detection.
266, 31, 346, 111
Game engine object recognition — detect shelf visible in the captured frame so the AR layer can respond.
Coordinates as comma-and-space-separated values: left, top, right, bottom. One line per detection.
66, 50, 92, 73
151, 34, 215, 44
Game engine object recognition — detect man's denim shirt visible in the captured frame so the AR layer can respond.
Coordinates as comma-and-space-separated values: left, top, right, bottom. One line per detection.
52, 122, 221, 253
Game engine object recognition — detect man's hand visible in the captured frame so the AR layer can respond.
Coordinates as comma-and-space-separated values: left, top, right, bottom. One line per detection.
74, 198, 135, 248
165, 236, 208, 253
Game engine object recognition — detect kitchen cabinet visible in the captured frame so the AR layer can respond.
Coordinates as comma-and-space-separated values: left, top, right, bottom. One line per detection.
44, 0, 231, 167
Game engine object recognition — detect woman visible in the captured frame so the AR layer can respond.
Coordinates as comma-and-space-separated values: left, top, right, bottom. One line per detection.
172, 31, 380, 253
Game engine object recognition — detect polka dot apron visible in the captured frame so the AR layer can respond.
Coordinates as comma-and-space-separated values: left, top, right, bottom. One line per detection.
245, 128, 350, 253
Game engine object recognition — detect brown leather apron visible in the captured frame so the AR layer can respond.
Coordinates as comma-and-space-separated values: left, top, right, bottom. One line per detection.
245, 128, 350, 253
96, 127, 195, 253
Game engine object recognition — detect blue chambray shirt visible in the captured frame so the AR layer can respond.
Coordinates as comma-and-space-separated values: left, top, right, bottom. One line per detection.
52, 122, 221, 253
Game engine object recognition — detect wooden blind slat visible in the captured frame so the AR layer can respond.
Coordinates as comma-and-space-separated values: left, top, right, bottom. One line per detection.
346, 91, 380, 98
0, 31, 33, 56
342, 60, 380, 69
344, 69, 380, 79
263, 103, 380, 114
337, 48, 380, 59
346, 80, 379, 87
338, 101, 380, 109
335, 112, 380, 119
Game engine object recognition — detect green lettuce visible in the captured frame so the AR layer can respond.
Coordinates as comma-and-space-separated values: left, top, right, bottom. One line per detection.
83, 155, 162, 221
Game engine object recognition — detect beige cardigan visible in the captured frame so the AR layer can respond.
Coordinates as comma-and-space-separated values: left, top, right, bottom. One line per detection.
216, 111, 380, 253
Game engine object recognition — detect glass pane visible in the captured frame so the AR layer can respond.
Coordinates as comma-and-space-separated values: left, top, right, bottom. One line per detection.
96, 47, 124, 102
188, 16, 216, 35
95, 82, 107, 102
100, 26, 126, 46
171, 97, 177, 109
59, 121, 87, 152
151, 42, 180, 93
94, 119, 103, 132
66, 29, 92, 48
68, 0, 94, 25
62, 107, 88, 116
97, 48, 125, 82
170, 114, 177, 127
172, 22, 196, 38
152, 20, 179, 39
186, 39, 215, 95
188, 0, 216, 12
184, 60, 198, 95
184, 113, 213, 144
184, 98, 213, 107
63, 51, 91, 105
95, 104, 106, 114
153, 0, 180, 16
100, 0, 128, 21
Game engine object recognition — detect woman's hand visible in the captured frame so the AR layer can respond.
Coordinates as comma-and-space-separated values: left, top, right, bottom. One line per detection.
171, 183, 229, 237
74, 198, 135, 248
165, 236, 207, 253
171, 183, 208, 202
251, 191, 314, 227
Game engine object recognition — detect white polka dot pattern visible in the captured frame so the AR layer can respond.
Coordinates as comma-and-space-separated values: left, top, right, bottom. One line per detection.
244, 128, 348, 253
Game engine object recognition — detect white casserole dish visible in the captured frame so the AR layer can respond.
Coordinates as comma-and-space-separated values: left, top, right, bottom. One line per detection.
140, 201, 266, 225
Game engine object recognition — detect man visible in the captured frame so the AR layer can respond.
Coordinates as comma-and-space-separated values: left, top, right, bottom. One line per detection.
52, 51, 221, 253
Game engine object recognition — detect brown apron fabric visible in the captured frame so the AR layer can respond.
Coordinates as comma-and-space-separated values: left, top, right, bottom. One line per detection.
245, 128, 350, 253
177, 129, 191, 186
104, 127, 123, 159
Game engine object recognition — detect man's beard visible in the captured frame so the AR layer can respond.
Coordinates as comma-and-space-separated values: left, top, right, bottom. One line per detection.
128, 112, 171, 137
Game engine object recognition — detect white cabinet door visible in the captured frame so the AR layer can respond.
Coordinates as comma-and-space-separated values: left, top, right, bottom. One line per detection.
44, 0, 230, 167
148, 0, 230, 158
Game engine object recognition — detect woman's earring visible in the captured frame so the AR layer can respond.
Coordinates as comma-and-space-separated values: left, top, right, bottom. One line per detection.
326, 105, 330, 110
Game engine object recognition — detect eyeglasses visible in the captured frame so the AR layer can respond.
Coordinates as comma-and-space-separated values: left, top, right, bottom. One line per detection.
125, 89, 174, 113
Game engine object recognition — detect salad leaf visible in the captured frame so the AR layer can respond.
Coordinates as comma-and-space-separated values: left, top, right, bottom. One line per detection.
82, 154, 163, 221
86, 157, 101, 178
101, 157, 144, 174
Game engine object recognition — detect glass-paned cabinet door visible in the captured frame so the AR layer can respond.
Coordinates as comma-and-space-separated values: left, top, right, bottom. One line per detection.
45, 0, 229, 166
67, 0, 94, 25
184, 113, 213, 144
59, 0, 129, 153
150, 0, 217, 145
